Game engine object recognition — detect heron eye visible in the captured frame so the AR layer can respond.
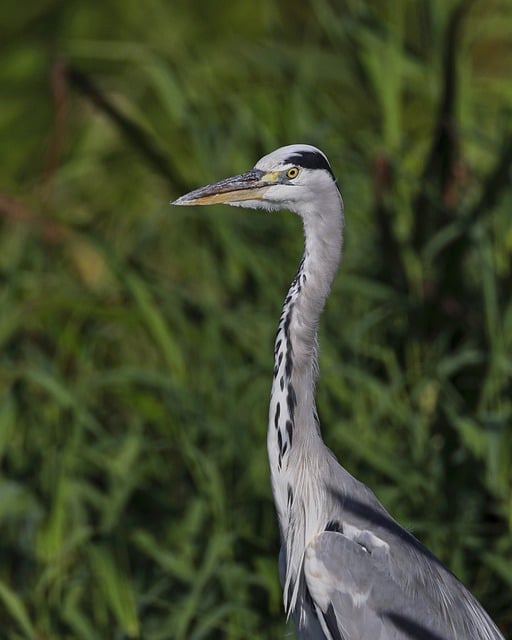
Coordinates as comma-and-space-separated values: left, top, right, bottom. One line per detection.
286, 167, 299, 179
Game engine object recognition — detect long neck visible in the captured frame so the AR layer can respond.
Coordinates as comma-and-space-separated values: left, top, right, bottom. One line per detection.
267, 191, 344, 535
267, 193, 343, 617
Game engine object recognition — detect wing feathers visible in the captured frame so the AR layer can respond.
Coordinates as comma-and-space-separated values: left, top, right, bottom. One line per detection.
303, 530, 503, 640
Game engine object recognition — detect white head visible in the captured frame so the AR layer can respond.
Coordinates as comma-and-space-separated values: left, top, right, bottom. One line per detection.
172, 144, 341, 219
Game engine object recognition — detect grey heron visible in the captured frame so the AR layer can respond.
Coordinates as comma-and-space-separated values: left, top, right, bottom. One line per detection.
172, 144, 504, 640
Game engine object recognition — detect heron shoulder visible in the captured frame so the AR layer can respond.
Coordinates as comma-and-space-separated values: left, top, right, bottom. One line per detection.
302, 515, 504, 640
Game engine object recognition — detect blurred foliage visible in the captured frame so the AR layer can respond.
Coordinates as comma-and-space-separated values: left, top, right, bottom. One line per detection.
1, 0, 512, 638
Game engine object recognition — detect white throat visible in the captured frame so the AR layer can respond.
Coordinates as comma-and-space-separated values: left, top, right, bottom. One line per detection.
266, 184, 344, 616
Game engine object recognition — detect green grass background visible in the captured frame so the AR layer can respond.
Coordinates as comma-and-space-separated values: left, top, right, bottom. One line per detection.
1, 0, 512, 637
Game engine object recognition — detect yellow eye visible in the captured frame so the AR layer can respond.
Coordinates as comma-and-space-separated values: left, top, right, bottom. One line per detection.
286, 167, 299, 179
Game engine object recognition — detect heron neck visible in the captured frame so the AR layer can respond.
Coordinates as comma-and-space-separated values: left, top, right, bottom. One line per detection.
289, 208, 344, 414
267, 190, 344, 529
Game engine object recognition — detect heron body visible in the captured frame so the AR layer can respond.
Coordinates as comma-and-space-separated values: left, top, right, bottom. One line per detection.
172, 145, 504, 640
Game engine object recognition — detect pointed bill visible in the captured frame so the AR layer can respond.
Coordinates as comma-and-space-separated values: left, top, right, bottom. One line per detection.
171, 169, 274, 206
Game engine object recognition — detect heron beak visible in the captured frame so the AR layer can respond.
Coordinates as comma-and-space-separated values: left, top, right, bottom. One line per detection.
171, 169, 276, 206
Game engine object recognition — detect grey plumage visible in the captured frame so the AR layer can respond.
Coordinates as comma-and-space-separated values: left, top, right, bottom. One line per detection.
172, 144, 504, 640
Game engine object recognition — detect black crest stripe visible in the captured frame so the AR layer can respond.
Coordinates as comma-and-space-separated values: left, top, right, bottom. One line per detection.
284, 151, 336, 180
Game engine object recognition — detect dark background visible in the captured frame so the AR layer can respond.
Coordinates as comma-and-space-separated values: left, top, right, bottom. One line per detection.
1, 0, 511, 637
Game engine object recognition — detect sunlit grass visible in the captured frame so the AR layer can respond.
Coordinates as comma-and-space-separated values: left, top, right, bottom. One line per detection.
1, 0, 511, 637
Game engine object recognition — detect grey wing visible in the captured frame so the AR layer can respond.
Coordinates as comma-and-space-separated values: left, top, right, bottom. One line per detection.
303, 529, 504, 640
304, 530, 417, 640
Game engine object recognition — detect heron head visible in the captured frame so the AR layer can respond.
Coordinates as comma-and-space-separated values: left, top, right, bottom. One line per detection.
171, 144, 338, 216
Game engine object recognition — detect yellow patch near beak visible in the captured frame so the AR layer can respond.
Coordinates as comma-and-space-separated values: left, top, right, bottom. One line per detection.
262, 171, 280, 183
